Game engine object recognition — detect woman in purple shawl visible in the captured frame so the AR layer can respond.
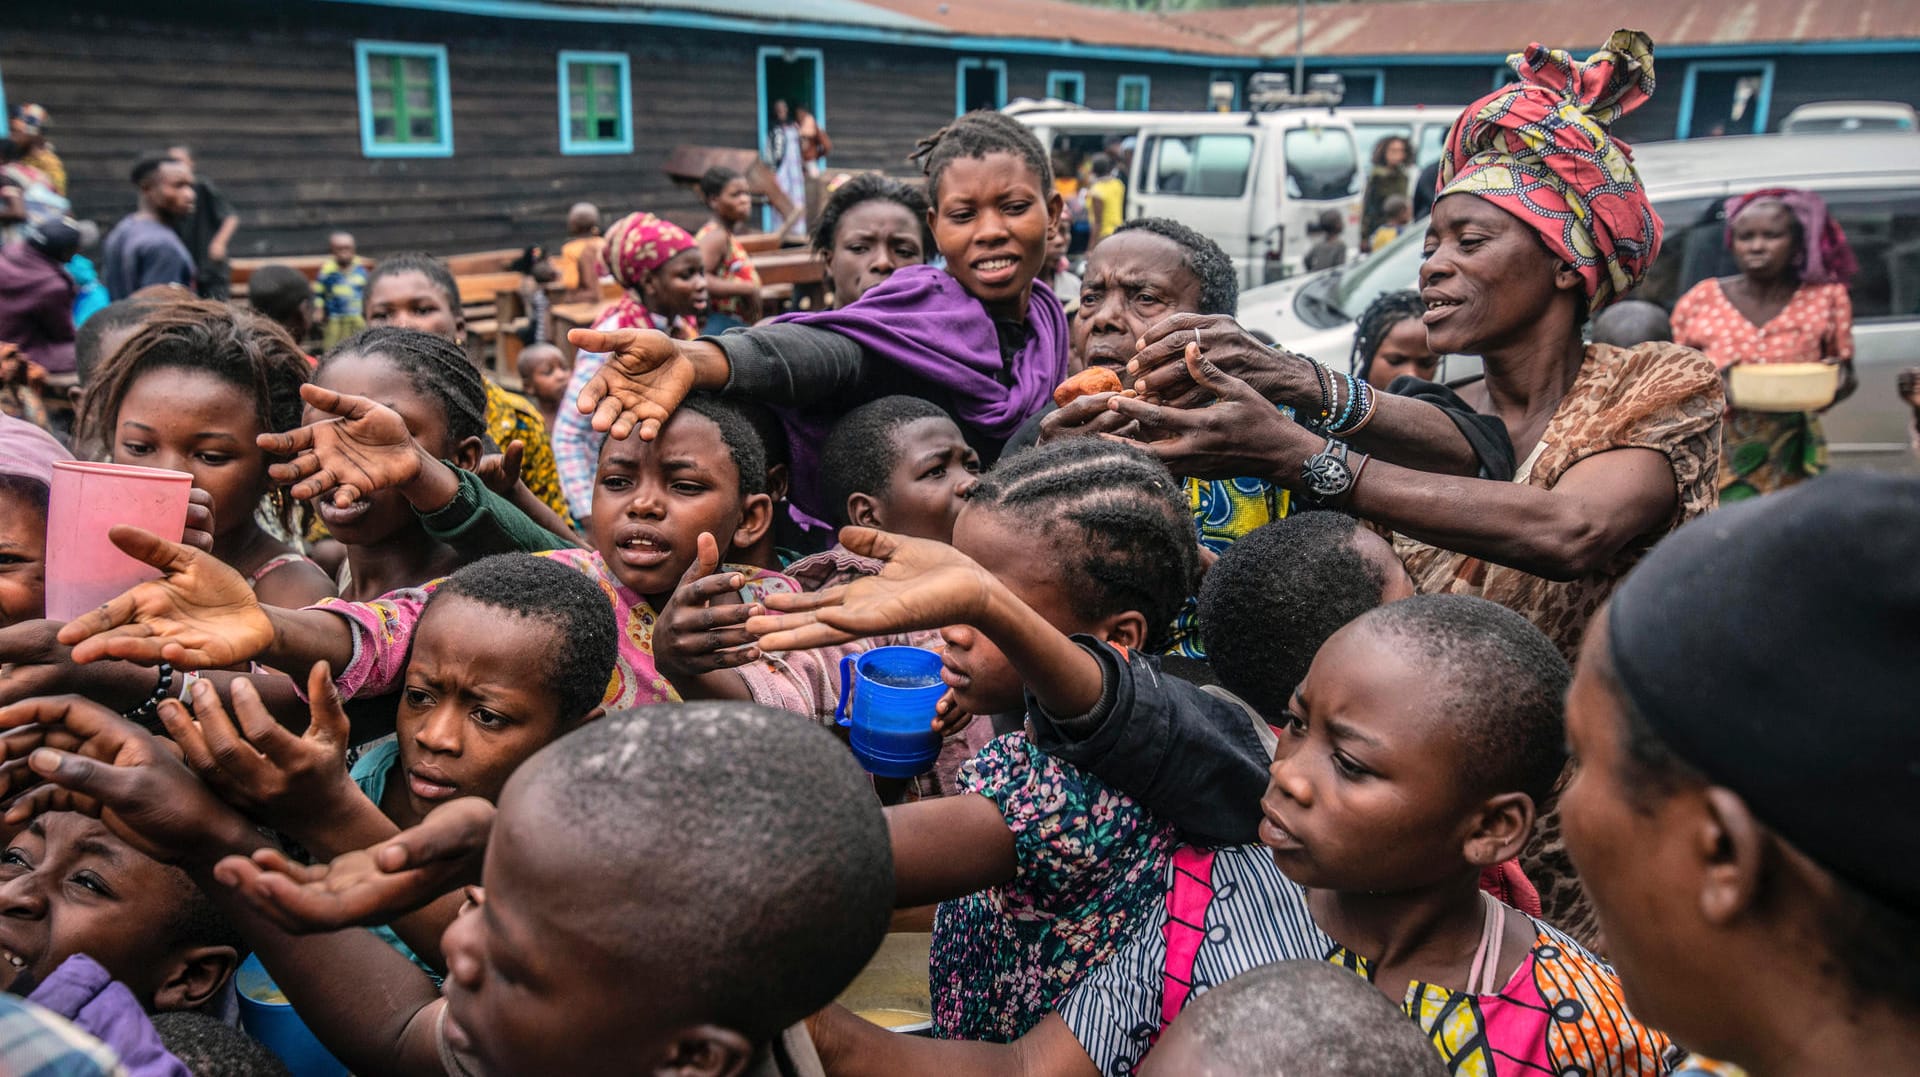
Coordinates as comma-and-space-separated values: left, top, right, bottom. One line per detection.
568, 112, 1069, 527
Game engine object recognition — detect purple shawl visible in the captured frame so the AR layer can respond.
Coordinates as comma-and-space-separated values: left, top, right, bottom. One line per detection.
770, 264, 1069, 525
28, 954, 191, 1077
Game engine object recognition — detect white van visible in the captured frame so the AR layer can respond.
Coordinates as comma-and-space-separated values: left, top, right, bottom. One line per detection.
1012, 105, 1364, 287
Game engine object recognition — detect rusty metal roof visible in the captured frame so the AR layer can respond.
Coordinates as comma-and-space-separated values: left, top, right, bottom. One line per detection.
856, 0, 1257, 56
1169, 0, 1920, 56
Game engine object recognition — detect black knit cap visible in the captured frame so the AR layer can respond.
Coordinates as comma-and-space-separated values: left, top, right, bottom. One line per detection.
1608, 472, 1920, 911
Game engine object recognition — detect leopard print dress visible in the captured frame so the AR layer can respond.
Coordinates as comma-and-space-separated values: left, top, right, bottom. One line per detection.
1396, 340, 1724, 947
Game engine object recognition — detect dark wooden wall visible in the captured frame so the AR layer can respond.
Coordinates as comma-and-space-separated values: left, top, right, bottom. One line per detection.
2, 0, 1219, 259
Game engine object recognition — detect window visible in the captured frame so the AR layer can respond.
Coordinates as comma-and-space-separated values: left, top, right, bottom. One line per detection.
1492, 66, 1522, 91
1351, 123, 1411, 173
558, 52, 632, 155
1283, 126, 1358, 201
1046, 71, 1085, 106
1117, 76, 1151, 111
1415, 124, 1449, 169
1330, 68, 1385, 107
1677, 61, 1774, 139
355, 41, 452, 158
957, 59, 1007, 115
1141, 134, 1253, 198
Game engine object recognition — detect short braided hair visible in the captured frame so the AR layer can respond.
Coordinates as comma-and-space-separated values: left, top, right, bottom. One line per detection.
968, 438, 1196, 643
320, 326, 489, 450
1113, 217, 1238, 317
1349, 289, 1427, 381
363, 251, 460, 319
908, 110, 1052, 206
811, 173, 934, 260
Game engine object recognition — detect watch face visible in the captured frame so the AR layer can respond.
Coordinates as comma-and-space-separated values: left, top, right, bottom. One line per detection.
1303, 452, 1353, 498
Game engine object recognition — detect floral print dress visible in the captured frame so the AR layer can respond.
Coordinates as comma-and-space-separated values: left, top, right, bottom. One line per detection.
930, 732, 1174, 1041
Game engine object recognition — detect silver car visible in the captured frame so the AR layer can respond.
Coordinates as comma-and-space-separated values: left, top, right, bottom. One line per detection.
1239, 133, 1920, 470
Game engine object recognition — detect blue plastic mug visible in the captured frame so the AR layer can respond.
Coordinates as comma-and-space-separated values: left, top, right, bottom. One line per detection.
836, 646, 946, 778
235, 954, 349, 1077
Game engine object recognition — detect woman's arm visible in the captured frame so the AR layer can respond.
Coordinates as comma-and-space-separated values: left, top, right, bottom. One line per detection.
1123, 315, 1489, 477
810, 1007, 1098, 1077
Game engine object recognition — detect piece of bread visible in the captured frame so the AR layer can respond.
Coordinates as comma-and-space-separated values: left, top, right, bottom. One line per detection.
1052, 366, 1124, 408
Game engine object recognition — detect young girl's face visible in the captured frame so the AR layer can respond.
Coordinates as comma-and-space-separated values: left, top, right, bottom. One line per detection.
1366, 317, 1439, 391
1261, 622, 1484, 893
859, 417, 979, 544
310, 352, 461, 545
826, 199, 926, 306
931, 152, 1061, 318
393, 594, 574, 824
365, 271, 464, 344
642, 249, 709, 322
708, 178, 753, 226
0, 485, 46, 628
586, 410, 768, 603
112, 368, 271, 543
940, 503, 1104, 716
525, 354, 570, 406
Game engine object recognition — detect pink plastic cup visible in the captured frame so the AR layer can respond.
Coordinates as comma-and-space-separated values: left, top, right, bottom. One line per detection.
44, 461, 192, 622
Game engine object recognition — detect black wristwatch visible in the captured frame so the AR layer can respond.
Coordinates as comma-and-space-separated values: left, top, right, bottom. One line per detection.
1301, 438, 1357, 502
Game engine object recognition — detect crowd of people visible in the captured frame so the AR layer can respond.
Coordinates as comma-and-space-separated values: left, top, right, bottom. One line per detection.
0, 26, 1914, 1077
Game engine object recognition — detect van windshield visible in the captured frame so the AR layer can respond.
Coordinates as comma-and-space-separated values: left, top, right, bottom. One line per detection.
1143, 133, 1254, 197
1284, 126, 1359, 201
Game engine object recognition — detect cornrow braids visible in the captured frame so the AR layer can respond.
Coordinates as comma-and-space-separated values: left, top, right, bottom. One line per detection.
1349, 289, 1428, 381
74, 299, 313, 532
1114, 217, 1239, 316
364, 251, 460, 316
320, 326, 490, 449
811, 173, 935, 260
908, 110, 1052, 207
968, 439, 1197, 644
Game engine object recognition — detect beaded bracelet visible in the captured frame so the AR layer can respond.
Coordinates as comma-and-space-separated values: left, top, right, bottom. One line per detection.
1330, 371, 1361, 433
1332, 376, 1378, 437
1306, 356, 1335, 428
123, 662, 174, 724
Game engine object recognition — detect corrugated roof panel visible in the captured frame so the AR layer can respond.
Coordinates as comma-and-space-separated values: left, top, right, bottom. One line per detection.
856, 0, 1257, 56
1171, 0, 1920, 55
545, 0, 942, 33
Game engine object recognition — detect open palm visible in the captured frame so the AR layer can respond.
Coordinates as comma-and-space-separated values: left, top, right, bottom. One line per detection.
55, 527, 274, 669
567, 327, 697, 441
259, 383, 422, 506
748, 528, 995, 652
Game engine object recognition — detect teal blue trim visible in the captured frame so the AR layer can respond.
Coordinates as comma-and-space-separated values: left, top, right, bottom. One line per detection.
0, 65, 8, 131
1046, 70, 1086, 105
1117, 74, 1151, 111
757, 46, 826, 158
316, 0, 1262, 66
557, 51, 632, 155
1675, 59, 1776, 139
354, 40, 454, 158
957, 58, 1008, 115
1329, 67, 1386, 106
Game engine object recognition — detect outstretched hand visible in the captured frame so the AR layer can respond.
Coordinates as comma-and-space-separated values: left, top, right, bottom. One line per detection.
1126, 313, 1301, 408
0, 696, 260, 866
566, 327, 696, 442
160, 662, 359, 837
55, 527, 274, 669
745, 528, 996, 653
1106, 342, 1316, 482
654, 533, 762, 680
213, 797, 494, 935
258, 383, 426, 506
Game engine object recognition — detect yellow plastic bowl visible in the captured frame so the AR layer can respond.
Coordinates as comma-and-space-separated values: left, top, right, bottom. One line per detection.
1729, 362, 1839, 412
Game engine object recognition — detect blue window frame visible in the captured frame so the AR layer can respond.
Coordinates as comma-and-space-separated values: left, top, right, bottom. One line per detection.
1046, 70, 1085, 105
957, 59, 1008, 115
1676, 60, 1776, 139
558, 51, 632, 155
1117, 75, 1151, 111
354, 41, 453, 158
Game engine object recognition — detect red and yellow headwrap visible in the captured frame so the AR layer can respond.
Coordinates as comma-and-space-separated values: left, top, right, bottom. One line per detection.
1438, 29, 1660, 309
602, 211, 697, 292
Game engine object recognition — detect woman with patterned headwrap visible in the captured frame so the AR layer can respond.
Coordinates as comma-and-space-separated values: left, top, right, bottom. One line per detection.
1087, 30, 1724, 947
551, 212, 708, 517
1672, 188, 1858, 500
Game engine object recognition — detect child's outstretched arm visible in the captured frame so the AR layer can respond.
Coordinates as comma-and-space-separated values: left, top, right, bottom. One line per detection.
0, 697, 449, 1076
164, 669, 470, 969
262, 383, 570, 555
55, 527, 353, 674
748, 527, 1104, 719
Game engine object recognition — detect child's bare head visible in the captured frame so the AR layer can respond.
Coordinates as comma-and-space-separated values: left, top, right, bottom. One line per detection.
567, 203, 601, 237
515, 344, 569, 407
436, 703, 892, 1075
